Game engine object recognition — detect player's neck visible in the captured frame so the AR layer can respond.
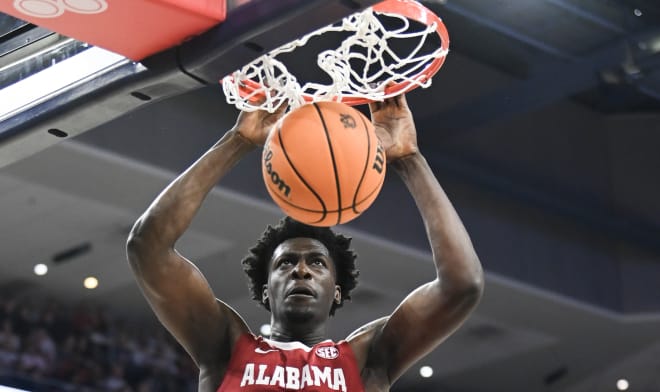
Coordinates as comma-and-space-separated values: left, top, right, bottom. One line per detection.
268, 320, 328, 346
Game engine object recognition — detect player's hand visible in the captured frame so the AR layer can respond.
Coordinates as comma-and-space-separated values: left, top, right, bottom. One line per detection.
232, 103, 287, 146
368, 94, 419, 162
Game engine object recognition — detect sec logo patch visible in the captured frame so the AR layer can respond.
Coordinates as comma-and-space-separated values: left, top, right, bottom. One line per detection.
315, 346, 339, 360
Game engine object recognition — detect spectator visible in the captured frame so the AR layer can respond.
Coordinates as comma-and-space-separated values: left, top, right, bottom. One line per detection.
0, 319, 21, 369
31, 327, 57, 364
0, 293, 198, 391
98, 364, 129, 391
16, 343, 49, 378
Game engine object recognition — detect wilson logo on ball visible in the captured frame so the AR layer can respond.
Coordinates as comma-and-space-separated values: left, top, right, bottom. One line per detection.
339, 113, 356, 129
263, 148, 291, 197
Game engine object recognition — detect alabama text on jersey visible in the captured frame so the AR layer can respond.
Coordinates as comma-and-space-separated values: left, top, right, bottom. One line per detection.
217, 334, 365, 391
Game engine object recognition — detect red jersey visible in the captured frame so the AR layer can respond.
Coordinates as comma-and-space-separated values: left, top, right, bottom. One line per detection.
217, 334, 365, 391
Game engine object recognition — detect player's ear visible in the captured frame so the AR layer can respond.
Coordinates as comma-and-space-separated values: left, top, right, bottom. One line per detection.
262, 285, 269, 304
334, 285, 341, 305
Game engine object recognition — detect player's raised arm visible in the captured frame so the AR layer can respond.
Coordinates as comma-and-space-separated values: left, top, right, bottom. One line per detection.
364, 94, 484, 383
125, 107, 284, 370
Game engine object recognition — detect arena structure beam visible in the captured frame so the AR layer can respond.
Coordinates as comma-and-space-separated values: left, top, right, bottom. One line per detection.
408, 4, 660, 256
426, 153, 660, 255
410, 25, 660, 261
437, 0, 576, 61
424, 0, 660, 134
430, 42, 625, 133
0, 0, 381, 168
432, 32, 660, 133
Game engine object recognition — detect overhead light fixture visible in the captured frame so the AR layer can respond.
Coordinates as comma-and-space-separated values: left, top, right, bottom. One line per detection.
617, 378, 629, 391
260, 324, 272, 336
633, 8, 642, 17
419, 365, 433, 378
647, 37, 660, 53
33, 263, 48, 276
83, 276, 99, 289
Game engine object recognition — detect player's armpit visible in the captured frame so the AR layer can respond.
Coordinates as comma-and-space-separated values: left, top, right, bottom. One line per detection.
374, 278, 482, 383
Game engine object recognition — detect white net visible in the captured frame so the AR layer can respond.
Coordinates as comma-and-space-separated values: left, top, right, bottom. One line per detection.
222, 1, 449, 112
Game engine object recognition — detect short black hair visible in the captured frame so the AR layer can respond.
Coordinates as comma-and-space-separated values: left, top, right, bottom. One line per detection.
241, 217, 359, 316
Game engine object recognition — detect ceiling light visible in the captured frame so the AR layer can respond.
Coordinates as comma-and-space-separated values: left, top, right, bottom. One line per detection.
33, 263, 48, 276
260, 324, 272, 336
633, 8, 642, 17
648, 37, 660, 53
617, 379, 629, 391
83, 276, 99, 289
419, 365, 433, 378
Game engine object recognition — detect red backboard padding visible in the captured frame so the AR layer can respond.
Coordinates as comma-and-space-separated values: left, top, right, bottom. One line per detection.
2, 0, 226, 60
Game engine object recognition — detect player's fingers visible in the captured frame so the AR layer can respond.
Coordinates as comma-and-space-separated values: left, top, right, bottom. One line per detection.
390, 93, 408, 109
368, 100, 383, 114
272, 101, 288, 117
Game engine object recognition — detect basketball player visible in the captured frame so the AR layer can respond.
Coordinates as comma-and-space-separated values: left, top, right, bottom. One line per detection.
126, 94, 484, 391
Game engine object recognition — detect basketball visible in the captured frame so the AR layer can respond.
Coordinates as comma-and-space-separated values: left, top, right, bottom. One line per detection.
262, 101, 386, 227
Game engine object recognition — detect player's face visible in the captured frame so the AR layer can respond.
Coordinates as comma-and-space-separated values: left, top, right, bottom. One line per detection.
266, 237, 340, 322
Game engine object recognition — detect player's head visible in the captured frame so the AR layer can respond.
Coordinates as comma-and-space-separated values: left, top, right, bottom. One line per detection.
242, 216, 359, 316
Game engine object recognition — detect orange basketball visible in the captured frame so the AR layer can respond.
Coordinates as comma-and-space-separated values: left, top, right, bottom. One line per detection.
262, 101, 386, 227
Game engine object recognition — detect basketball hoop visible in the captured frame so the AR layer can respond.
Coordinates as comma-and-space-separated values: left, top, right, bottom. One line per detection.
222, 0, 449, 112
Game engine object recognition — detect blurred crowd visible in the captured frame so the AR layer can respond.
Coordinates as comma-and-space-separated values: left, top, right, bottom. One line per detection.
0, 294, 198, 391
